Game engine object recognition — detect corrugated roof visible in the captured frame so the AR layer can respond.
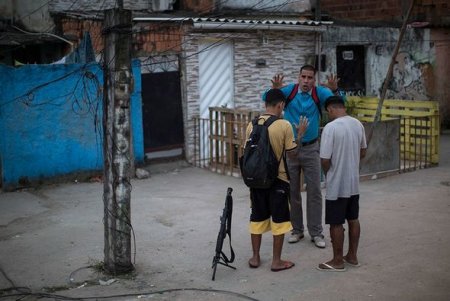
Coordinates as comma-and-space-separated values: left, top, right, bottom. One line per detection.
133, 17, 332, 32
191, 17, 332, 26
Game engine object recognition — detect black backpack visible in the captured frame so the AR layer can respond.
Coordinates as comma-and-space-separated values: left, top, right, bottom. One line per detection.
239, 115, 280, 189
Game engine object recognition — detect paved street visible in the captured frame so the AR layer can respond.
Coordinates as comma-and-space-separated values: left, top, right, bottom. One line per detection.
1, 133, 449, 301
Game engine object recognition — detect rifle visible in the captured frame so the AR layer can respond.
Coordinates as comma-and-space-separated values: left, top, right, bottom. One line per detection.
211, 187, 236, 281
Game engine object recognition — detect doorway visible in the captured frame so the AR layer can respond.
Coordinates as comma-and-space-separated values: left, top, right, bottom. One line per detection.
336, 45, 366, 96
141, 71, 184, 160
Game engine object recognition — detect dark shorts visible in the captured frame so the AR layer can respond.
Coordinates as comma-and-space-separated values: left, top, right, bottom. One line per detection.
250, 179, 290, 224
325, 195, 359, 225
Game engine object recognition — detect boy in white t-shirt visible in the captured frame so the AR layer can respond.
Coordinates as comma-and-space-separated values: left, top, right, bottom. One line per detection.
318, 96, 367, 272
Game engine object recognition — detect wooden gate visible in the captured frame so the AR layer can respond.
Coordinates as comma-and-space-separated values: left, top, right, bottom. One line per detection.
193, 107, 260, 175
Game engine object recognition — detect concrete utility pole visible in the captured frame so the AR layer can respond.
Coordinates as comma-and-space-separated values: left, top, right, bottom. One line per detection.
102, 7, 134, 274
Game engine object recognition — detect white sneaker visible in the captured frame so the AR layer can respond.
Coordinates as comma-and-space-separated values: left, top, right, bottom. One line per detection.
288, 233, 304, 243
312, 236, 326, 248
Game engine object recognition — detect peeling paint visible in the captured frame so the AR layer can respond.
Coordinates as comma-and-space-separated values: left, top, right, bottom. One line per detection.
387, 52, 430, 100
321, 26, 434, 101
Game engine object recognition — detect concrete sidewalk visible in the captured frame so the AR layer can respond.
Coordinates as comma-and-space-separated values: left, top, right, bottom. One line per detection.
1, 134, 450, 301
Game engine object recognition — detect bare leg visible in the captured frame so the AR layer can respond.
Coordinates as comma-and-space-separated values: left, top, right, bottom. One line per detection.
249, 234, 261, 268
319, 224, 345, 269
271, 234, 294, 271
344, 219, 360, 265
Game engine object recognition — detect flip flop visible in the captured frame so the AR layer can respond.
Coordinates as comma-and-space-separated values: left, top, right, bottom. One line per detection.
271, 262, 295, 272
343, 258, 361, 267
317, 262, 346, 272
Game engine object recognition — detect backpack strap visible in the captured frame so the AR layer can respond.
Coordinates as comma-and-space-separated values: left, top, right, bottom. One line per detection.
287, 84, 322, 119
286, 84, 299, 107
263, 114, 279, 127
252, 114, 279, 127
261, 115, 290, 180
311, 86, 322, 119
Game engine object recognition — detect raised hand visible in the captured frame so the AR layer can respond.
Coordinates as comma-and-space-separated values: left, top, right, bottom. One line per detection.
271, 74, 285, 89
296, 116, 309, 140
320, 73, 340, 92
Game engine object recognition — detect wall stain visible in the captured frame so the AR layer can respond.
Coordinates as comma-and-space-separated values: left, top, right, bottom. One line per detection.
387, 52, 432, 100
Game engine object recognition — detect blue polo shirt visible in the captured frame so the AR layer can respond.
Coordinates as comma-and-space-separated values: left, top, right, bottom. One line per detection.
263, 84, 333, 142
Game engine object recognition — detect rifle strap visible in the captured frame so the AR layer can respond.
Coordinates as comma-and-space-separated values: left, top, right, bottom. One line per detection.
221, 194, 235, 263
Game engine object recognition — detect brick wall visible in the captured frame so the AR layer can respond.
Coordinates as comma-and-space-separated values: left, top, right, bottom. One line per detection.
432, 28, 450, 127
133, 24, 184, 54
321, 0, 402, 23
180, 0, 216, 13
60, 18, 184, 56
321, 0, 450, 25
60, 19, 104, 53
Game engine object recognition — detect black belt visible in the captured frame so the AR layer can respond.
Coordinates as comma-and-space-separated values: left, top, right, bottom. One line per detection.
302, 138, 318, 146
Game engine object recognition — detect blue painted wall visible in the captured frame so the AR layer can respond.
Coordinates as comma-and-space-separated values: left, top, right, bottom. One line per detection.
0, 60, 143, 190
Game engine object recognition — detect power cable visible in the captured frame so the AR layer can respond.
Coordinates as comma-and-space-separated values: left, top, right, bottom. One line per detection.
139, 0, 305, 68
0, 287, 261, 301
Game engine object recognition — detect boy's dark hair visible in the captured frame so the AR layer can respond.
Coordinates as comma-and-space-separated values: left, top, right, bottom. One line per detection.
324, 96, 345, 110
265, 89, 286, 106
300, 64, 316, 74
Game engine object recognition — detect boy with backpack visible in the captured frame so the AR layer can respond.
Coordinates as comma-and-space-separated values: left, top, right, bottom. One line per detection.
243, 88, 308, 272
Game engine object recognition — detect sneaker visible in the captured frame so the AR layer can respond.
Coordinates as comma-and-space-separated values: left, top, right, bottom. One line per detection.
288, 233, 304, 243
312, 236, 326, 248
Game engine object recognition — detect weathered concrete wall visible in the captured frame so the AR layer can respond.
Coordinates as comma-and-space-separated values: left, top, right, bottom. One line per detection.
2, 0, 55, 32
0, 61, 144, 190
182, 31, 316, 162
321, 26, 434, 99
321, 25, 450, 128
49, 0, 175, 12
360, 119, 400, 176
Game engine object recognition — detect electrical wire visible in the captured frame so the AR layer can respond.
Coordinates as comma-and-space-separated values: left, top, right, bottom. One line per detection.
0, 266, 32, 295
138, 0, 306, 68
0, 287, 261, 301
12, 0, 53, 24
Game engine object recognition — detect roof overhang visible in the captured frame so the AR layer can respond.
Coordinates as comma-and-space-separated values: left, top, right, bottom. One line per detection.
133, 17, 332, 32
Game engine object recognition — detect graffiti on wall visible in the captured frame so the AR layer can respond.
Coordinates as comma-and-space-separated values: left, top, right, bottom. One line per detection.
386, 52, 431, 100
343, 89, 366, 97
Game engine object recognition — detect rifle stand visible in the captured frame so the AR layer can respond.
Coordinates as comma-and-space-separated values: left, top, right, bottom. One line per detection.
212, 254, 236, 281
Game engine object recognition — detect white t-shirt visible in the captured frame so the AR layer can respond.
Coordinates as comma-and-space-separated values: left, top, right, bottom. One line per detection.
320, 115, 367, 200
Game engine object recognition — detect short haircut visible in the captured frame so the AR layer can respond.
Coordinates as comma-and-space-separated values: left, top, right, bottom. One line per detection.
300, 64, 316, 74
324, 96, 345, 110
265, 89, 286, 106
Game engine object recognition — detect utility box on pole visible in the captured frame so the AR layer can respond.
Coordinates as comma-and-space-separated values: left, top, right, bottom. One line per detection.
102, 8, 134, 274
